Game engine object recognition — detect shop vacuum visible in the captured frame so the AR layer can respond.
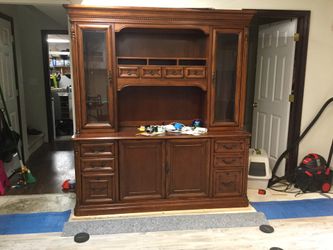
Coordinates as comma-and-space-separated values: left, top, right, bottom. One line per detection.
268, 97, 333, 193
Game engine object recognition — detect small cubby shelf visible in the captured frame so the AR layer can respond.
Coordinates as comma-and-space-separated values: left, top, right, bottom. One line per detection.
116, 57, 208, 91
117, 57, 207, 66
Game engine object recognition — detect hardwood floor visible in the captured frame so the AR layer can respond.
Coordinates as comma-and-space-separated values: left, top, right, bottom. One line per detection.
6, 141, 75, 195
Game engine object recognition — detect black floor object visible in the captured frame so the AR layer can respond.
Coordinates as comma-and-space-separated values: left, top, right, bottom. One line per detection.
74, 232, 90, 243
259, 224, 275, 233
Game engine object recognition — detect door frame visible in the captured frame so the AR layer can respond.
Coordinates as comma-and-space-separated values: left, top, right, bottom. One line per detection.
41, 29, 68, 143
0, 12, 24, 161
247, 10, 310, 180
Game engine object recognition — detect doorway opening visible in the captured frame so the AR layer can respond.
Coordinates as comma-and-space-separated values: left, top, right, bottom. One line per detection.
246, 10, 310, 181
42, 30, 73, 142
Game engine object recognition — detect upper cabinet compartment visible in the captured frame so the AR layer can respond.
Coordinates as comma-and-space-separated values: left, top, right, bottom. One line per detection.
115, 28, 208, 90
77, 25, 115, 130
210, 29, 243, 127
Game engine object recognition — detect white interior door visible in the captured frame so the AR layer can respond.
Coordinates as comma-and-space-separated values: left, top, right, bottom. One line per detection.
0, 17, 20, 133
0, 17, 21, 175
251, 19, 297, 177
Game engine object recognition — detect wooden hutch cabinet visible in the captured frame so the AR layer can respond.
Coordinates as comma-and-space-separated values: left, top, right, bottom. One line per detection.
65, 5, 254, 216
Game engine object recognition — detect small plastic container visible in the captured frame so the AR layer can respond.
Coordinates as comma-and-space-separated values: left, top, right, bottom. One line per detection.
248, 148, 271, 189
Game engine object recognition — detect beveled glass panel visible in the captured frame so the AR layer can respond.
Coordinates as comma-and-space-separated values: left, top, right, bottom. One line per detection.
214, 33, 239, 123
82, 29, 109, 124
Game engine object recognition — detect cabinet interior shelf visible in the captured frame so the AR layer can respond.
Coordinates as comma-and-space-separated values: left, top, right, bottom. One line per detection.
117, 57, 207, 66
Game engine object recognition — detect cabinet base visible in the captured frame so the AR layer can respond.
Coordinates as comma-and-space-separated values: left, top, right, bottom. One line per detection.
74, 196, 249, 216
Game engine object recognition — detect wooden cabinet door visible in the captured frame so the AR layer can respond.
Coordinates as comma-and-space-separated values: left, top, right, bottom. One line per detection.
119, 140, 165, 201
210, 29, 243, 127
166, 139, 210, 198
74, 24, 115, 133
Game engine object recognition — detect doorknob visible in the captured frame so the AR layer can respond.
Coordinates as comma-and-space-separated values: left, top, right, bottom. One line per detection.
253, 102, 258, 108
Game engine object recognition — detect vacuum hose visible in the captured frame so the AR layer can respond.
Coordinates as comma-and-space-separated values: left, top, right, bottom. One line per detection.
268, 97, 333, 187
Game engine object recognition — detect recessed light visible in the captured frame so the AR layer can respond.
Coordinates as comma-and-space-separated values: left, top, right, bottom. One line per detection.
47, 38, 70, 43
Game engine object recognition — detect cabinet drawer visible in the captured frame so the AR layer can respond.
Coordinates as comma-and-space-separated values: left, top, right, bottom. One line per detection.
81, 173, 115, 204
214, 140, 245, 153
184, 67, 206, 79
81, 158, 115, 172
213, 168, 243, 197
213, 154, 244, 168
81, 142, 115, 157
163, 67, 183, 78
141, 67, 162, 78
118, 66, 139, 78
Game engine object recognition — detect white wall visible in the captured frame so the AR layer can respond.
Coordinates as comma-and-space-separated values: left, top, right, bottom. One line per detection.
78, 0, 333, 163
0, 4, 65, 159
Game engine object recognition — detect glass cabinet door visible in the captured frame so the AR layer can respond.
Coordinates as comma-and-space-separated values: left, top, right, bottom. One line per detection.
78, 25, 114, 129
211, 29, 242, 126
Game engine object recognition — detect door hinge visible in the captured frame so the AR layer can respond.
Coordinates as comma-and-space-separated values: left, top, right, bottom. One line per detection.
288, 94, 295, 103
293, 33, 300, 42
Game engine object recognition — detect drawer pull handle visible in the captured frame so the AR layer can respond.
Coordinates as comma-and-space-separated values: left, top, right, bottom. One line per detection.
222, 158, 237, 164
92, 148, 105, 153
221, 180, 233, 185
92, 188, 105, 192
91, 163, 106, 168
223, 144, 235, 150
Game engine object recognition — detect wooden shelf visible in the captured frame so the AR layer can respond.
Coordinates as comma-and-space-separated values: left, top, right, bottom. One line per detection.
117, 77, 207, 91
117, 57, 207, 66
